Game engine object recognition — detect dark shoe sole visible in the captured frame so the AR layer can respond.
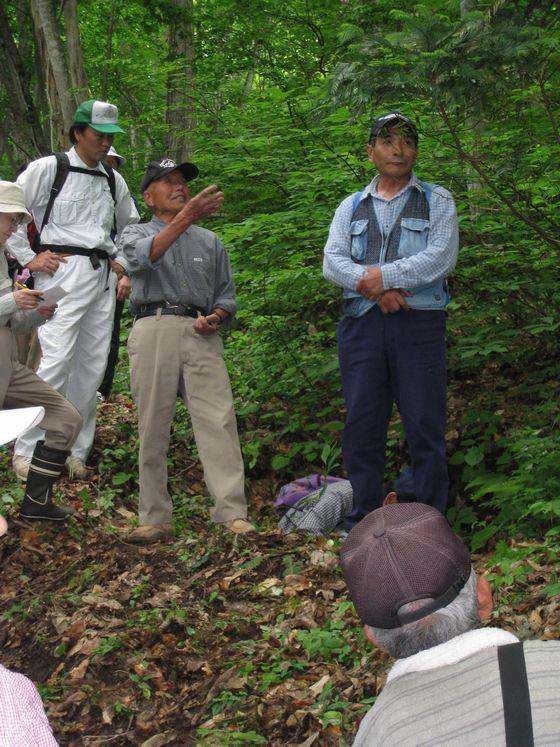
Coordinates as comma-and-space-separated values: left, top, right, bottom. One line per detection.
19, 513, 71, 522
20, 504, 75, 521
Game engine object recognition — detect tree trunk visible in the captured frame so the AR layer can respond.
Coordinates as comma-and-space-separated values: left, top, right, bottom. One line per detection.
129, 125, 138, 171
0, 124, 19, 175
64, 0, 89, 103
460, 0, 483, 212
29, 0, 75, 147
165, 0, 196, 162
101, 0, 118, 99
0, 3, 49, 158
16, 0, 32, 66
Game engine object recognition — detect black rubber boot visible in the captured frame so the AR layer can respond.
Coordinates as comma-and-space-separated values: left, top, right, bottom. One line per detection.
20, 441, 76, 521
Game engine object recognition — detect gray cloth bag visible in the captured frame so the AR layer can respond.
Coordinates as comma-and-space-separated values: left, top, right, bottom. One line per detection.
278, 480, 353, 535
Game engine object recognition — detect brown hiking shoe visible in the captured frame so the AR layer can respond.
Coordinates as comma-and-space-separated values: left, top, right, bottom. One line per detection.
128, 524, 174, 544
222, 518, 256, 535
66, 455, 88, 480
12, 454, 31, 481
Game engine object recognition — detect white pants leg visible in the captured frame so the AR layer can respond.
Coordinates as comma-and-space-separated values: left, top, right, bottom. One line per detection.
14, 256, 115, 459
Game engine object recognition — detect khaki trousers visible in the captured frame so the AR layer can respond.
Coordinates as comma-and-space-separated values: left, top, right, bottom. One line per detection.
128, 314, 247, 526
15, 329, 42, 371
1, 328, 82, 452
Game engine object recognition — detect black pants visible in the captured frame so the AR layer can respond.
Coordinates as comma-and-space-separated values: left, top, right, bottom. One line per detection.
99, 298, 124, 398
338, 306, 448, 529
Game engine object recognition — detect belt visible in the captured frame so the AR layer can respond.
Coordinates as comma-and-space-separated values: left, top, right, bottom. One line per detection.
39, 245, 110, 270
134, 301, 206, 320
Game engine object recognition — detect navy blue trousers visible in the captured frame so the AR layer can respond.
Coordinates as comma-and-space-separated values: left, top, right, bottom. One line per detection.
338, 306, 448, 529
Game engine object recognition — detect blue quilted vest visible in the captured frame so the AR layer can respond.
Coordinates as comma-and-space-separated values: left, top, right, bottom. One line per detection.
343, 181, 449, 317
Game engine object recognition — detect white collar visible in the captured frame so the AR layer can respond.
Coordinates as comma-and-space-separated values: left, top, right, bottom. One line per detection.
361, 172, 421, 203
68, 146, 105, 172
387, 627, 519, 683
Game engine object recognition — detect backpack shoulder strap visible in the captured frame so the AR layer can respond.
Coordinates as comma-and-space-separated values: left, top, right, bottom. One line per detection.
497, 642, 534, 747
101, 162, 117, 236
102, 162, 117, 204
40, 152, 71, 233
39, 154, 118, 240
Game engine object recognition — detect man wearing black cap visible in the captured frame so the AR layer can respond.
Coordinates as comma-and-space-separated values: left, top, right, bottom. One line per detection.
120, 159, 254, 543
324, 112, 459, 529
341, 504, 560, 745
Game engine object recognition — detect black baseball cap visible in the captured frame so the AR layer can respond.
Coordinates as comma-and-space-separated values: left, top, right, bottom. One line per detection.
340, 503, 471, 630
369, 112, 419, 144
140, 157, 199, 192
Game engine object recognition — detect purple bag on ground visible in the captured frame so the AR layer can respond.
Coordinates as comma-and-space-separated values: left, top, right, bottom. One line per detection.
274, 474, 345, 510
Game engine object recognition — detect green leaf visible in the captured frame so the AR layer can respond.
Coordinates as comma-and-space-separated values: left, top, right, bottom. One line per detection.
112, 472, 133, 486
271, 455, 290, 470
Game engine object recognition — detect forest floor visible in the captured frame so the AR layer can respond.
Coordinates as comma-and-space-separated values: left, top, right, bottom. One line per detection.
1, 394, 559, 746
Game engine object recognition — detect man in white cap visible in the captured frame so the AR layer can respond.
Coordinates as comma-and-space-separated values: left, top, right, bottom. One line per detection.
1, 181, 81, 519
7, 99, 139, 482
105, 144, 125, 171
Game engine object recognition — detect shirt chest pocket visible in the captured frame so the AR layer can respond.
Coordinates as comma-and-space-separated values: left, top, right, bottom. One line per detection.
350, 220, 368, 261
186, 256, 212, 287
52, 181, 113, 228
398, 217, 430, 258
52, 189, 91, 226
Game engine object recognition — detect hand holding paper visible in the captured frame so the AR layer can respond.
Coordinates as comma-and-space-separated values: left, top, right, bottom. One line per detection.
37, 284, 68, 309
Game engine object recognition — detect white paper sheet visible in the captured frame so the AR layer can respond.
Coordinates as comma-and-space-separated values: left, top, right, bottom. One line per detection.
37, 284, 68, 308
0, 406, 45, 445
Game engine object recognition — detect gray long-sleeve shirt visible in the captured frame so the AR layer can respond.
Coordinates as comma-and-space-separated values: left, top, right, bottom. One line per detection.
118, 217, 237, 319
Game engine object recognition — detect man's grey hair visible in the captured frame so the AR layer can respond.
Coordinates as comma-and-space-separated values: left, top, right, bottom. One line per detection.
369, 568, 481, 659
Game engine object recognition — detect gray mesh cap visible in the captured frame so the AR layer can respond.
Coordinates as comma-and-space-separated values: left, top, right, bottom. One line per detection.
369, 112, 419, 144
340, 504, 471, 629
140, 158, 199, 192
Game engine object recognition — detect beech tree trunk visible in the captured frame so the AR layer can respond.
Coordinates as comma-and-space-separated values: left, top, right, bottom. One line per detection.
165, 0, 196, 162
29, 0, 75, 148
0, 3, 49, 158
64, 0, 89, 103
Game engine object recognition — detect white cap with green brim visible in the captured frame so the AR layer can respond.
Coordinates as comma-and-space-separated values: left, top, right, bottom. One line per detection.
73, 99, 125, 134
0, 181, 32, 223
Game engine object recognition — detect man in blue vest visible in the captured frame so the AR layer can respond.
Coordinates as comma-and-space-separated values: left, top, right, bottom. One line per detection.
324, 112, 459, 529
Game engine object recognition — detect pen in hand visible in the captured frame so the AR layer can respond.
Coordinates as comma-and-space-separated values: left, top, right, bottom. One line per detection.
13, 282, 45, 309
15, 281, 44, 301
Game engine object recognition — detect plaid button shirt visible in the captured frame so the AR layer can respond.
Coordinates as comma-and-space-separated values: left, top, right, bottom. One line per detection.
0, 664, 58, 745
323, 173, 459, 294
